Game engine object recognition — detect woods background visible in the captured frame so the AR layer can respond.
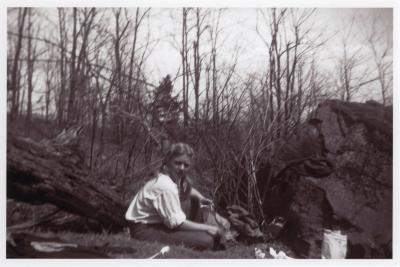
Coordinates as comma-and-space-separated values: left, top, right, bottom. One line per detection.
6, 7, 393, 227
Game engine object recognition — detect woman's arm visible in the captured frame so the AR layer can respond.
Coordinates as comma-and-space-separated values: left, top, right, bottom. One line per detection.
190, 187, 203, 199
177, 219, 219, 236
190, 188, 213, 205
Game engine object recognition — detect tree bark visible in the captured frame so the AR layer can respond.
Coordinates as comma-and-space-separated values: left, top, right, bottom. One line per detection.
181, 8, 189, 127
10, 8, 28, 123
7, 133, 127, 232
193, 8, 201, 122
26, 9, 36, 135
57, 8, 67, 127
67, 8, 78, 123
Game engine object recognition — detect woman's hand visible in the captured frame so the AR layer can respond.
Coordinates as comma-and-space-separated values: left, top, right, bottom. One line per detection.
200, 197, 213, 206
205, 225, 220, 237
191, 188, 213, 206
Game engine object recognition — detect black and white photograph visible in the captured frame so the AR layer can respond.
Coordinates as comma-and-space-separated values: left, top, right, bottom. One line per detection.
3, 0, 398, 264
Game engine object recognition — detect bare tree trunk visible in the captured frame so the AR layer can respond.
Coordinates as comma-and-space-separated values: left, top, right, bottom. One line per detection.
268, 50, 275, 129
193, 8, 202, 122
127, 8, 140, 112
26, 9, 36, 135
211, 49, 218, 124
89, 106, 97, 170
45, 60, 53, 122
75, 8, 96, 125
204, 63, 211, 120
181, 8, 189, 127
57, 8, 67, 127
113, 8, 130, 145
271, 9, 283, 137
289, 29, 299, 121
67, 8, 78, 123
18, 79, 25, 119
10, 8, 28, 123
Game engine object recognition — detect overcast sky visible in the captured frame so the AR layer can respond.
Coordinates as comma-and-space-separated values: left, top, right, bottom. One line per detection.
6, 6, 394, 107
146, 8, 392, 80
141, 8, 393, 103
10, 7, 391, 79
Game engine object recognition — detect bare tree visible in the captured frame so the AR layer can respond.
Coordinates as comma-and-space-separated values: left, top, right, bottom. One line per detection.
335, 39, 368, 101
209, 9, 224, 124
25, 8, 38, 134
65, 8, 97, 124
56, 8, 68, 126
44, 54, 55, 122
217, 7, 330, 218
193, 8, 201, 121
256, 8, 322, 137
112, 8, 130, 144
126, 8, 151, 114
181, 8, 190, 127
365, 15, 392, 105
333, 13, 377, 102
66, 8, 78, 123
9, 8, 28, 123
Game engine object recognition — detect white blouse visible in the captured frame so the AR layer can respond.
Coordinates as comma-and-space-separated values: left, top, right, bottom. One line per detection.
125, 173, 186, 229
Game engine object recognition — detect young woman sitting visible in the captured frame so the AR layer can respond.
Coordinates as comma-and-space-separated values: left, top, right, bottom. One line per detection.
125, 142, 220, 250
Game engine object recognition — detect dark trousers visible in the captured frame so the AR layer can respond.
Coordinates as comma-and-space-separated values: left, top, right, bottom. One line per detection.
129, 197, 215, 250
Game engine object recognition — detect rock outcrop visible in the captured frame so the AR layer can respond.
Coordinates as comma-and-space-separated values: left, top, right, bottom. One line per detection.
264, 100, 392, 258
311, 100, 392, 258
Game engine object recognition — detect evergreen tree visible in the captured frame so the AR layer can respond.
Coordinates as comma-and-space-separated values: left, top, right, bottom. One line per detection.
151, 75, 181, 139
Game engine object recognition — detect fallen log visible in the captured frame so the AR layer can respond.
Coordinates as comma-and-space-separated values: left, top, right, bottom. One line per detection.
7, 128, 127, 232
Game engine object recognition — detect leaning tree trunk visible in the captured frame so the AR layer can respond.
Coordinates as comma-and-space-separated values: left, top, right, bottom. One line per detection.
7, 128, 127, 232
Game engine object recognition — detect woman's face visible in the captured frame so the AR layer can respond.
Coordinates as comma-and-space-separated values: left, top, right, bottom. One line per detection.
166, 154, 192, 181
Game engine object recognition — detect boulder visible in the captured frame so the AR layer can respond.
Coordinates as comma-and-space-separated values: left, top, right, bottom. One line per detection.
310, 100, 392, 258
265, 100, 392, 258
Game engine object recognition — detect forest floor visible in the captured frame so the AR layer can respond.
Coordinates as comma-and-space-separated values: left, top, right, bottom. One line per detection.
18, 230, 297, 259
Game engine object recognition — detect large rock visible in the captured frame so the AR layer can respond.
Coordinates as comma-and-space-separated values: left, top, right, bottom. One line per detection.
264, 100, 392, 258
310, 100, 392, 258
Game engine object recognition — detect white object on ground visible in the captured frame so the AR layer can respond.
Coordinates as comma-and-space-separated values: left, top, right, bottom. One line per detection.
254, 247, 266, 259
321, 229, 347, 259
160, 246, 170, 255
269, 247, 294, 259
30, 241, 78, 252
148, 246, 170, 259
